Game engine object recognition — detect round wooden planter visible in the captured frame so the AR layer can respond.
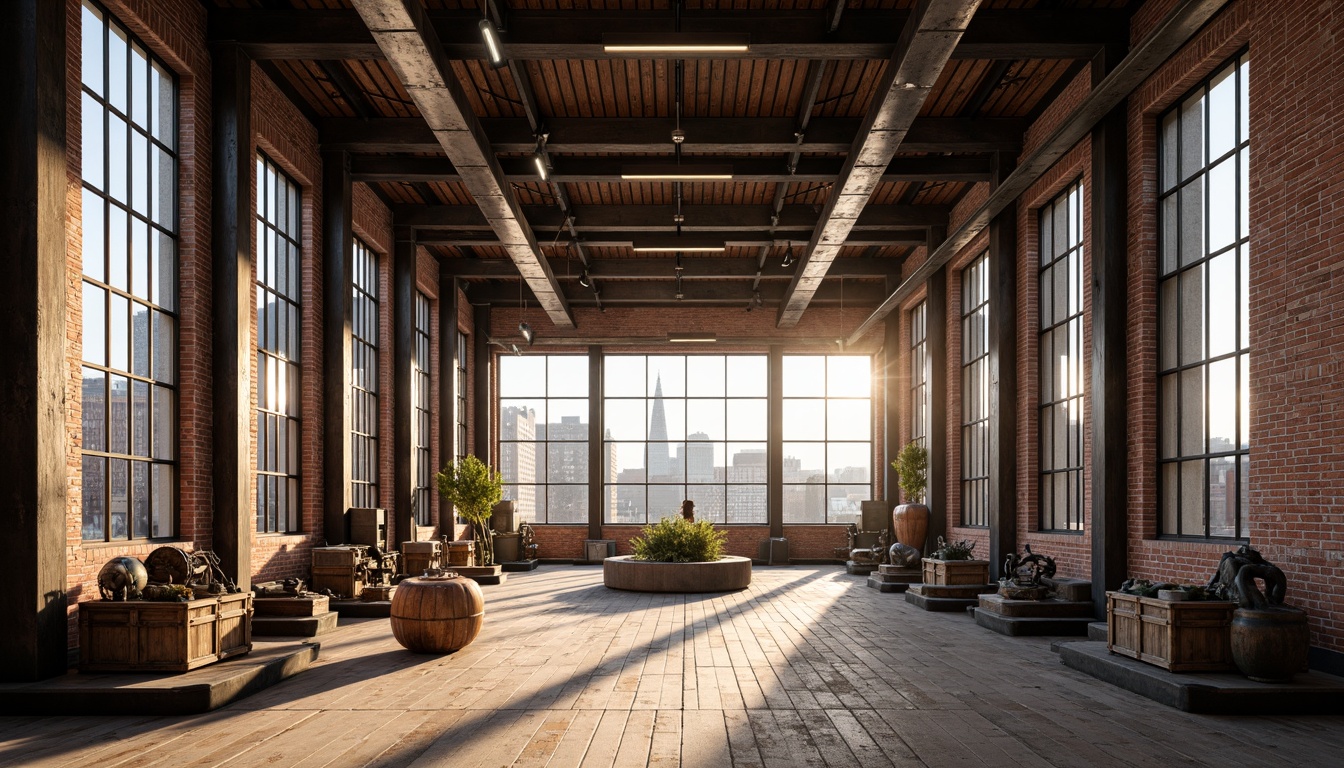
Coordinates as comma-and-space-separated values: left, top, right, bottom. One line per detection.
390, 575, 485, 653
1231, 606, 1309, 682
603, 556, 752, 593
892, 503, 929, 552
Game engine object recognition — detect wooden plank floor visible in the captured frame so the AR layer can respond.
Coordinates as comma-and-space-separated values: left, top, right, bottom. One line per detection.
2, 565, 1342, 767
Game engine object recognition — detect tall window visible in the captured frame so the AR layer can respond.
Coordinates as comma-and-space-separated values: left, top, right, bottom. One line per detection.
456, 332, 469, 461
412, 293, 433, 526
961, 254, 990, 528
351, 240, 379, 508
255, 155, 302, 534
1039, 183, 1085, 532
501, 356, 589, 524
605, 356, 768, 525
80, 2, 177, 541
910, 301, 929, 450
782, 355, 872, 525
1158, 53, 1250, 539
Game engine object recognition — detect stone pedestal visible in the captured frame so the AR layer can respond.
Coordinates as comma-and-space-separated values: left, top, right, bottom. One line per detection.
972, 593, 1096, 636
904, 582, 997, 611
454, 564, 506, 585
1043, 576, 1092, 602
846, 560, 879, 576
867, 565, 921, 593
502, 559, 540, 572
253, 595, 337, 638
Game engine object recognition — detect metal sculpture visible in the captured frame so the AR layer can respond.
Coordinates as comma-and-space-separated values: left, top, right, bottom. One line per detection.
1209, 544, 1288, 608
97, 557, 148, 601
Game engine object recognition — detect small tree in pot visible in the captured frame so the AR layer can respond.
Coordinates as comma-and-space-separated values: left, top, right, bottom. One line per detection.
436, 455, 503, 566
890, 441, 930, 555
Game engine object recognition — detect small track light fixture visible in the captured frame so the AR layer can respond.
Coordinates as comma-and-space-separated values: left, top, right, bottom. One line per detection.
578, 269, 591, 288
782, 242, 796, 268
532, 152, 549, 182
479, 18, 506, 68
518, 321, 535, 345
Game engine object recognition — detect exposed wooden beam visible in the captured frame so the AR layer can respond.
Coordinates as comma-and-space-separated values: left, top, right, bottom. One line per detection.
468, 280, 886, 306
350, 0, 573, 327
443, 256, 902, 280
321, 116, 1026, 154
778, 0, 982, 326
210, 8, 1124, 61
352, 153, 995, 184
847, 0, 1226, 345
414, 229, 928, 248
394, 203, 949, 232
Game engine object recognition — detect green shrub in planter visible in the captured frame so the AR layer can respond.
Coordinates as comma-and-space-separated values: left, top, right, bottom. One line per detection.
630, 517, 727, 563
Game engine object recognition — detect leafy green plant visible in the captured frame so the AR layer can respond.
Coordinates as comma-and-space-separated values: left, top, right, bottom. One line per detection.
929, 536, 976, 561
891, 441, 928, 504
630, 517, 727, 563
437, 455, 503, 566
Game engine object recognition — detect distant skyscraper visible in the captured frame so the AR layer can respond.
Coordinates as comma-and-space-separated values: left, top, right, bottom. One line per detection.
499, 406, 536, 520
647, 374, 671, 482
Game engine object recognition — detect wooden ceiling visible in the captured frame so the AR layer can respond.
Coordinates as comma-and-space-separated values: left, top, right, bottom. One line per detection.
208, 0, 1133, 322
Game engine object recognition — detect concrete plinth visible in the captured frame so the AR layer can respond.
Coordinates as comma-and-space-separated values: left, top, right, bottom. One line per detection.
455, 565, 506, 585
1057, 640, 1344, 714
330, 599, 392, 618
501, 559, 540, 572
867, 566, 920, 593
1042, 577, 1092, 602
971, 594, 1095, 636
254, 595, 330, 617
846, 561, 879, 576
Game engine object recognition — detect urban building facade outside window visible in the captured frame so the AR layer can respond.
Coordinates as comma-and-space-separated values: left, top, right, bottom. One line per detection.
961, 254, 990, 528
80, 1, 178, 541
1158, 53, 1251, 539
500, 355, 589, 524
782, 355, 872, 526
606, 355, 770, 525
1039, 182, 1085, 532
254, 154, 302, 534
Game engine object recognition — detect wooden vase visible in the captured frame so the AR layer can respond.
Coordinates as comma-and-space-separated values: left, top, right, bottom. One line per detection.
390, 575, 485, 654
892, 503, 929, 553
1230, 606, 1309, 682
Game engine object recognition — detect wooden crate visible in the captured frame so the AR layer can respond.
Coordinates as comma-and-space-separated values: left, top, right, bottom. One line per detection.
312, 566, 365, 599
349, 507, 388, 550
1106, 591, 1236, 672
312, 545, 367, 568
921, 558, 991, 586
446, 540, 475, 567
79, 593, 253, 673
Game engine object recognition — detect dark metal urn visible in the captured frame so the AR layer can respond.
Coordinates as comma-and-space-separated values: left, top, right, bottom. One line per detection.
1230, 606, 1309, 683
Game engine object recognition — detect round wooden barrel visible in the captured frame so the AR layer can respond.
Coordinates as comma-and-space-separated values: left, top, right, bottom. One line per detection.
892, 503, 929, 552
1230, 606, 1309, 682
389, 575, 485, 653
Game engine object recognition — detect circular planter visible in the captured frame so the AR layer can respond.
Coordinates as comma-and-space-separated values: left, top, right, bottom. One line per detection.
1231, 606, 1309, 682
603, 555, 752, 593
892, 503, 929, 552
390, 574, 485, 653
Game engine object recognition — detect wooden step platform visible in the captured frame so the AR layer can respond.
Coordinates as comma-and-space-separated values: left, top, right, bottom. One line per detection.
454, 565, 506, 585
330, 599, 393, 618
867, 565, 921, 593
1058, 640, 1344, 714
0, 641, 319, 716
501, 559, 540, 572
252, 611, 340, 637
904, 582, 997, 611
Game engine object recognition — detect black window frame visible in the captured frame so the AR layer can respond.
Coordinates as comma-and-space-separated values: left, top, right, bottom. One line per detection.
412, 292, 433, 526
351, 238, 380, 509
781, 354, 873, 526
960, 253, 990, 528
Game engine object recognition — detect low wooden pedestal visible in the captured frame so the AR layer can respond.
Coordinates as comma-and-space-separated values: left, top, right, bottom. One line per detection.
867, 565, 921, 593
79, 593, 253, 673
972, 594, 1095, 636
905, 582, 997, 612
1106, 591, 1236, 672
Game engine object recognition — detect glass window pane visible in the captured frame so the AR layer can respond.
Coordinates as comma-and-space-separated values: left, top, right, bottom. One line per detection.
1160, 110, 1178, 193
783, 356, 825, 396
686, 399, 725, 440
604, 399, 646, 441
686, 484, 725, 524
686, 355, 725, 397
1207, 358, 1237, 453
827, 485, 868, 526
1207, 158, 1236, 254
547, 443, 587, 484
1207, 64, 1236, 160
827, 356, 870, 397
1180, 367, 1205, 457
82, 95, 105, 190
153, 463, 173, 537
782, 399, 825, 440
547, 399, 588, 440
607, 485, 645, 524
1179, 178, 1204, 267
726, 484, 766, 525
828, 443, 871, 483
1160, 374, 1178, 460
1161, 462, 1179, 535
83, 284, 106, 366
82, 455, 107, 540
827, 399, 871, 441
547, 485, 587, 524
81, 4, 104, 92
1179, 266, 1204, 365
783, 443, 825, 483
1180, 92, 1204, 180
604, 355, 645, 397
652, 398, 685, 441
547, 355, 588, 397
499, 354, 545, 398
1180, 459, 1205, 535
1207, 251, 1236, 358
1161, 195, 1178, 276
726, 398, 767, 441
783, 484, 824, 524
647, 356, 685, 397
726, 356, 767, 396
83, 368, 106, 452
647, 485, 684, 521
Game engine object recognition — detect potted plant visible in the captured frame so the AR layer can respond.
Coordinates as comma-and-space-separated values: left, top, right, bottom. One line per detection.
921, 536, 991, 586
891, 440, 929, 554
436, 455, 503, 566
604, 517, 751, 593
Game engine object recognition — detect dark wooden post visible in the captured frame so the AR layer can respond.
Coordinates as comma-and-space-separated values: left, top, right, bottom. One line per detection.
0, 0, 68, 682
322, 149, 354, 544
768, 345, 785, 540
1091, 45, 1130, 615
392, 227, 415, 545
925, 231, 948, 553
211, 43, 253, 588
438, 267, 458, 529
588, 346, 604, 540
884, 289, 902, 503
472, 305, 491, 461
988, 152, 1019, 573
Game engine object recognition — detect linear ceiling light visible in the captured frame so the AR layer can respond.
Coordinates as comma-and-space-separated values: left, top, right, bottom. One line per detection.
631, 246, 726, 253
621, 165, 734, 181
479, 18, 506, 68
667, 332, 717, 343
603, 33, 750, 55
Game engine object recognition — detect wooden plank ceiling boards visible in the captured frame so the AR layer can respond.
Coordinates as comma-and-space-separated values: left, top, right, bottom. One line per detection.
209, 0, 1135, 324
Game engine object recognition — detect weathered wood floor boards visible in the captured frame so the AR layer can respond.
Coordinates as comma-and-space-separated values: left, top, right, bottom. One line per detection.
3, 565, 1343, 767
